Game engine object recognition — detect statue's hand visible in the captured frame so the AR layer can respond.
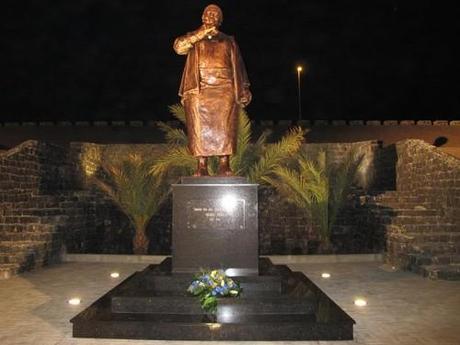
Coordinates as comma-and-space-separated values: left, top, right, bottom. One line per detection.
206, 26, 219, 36
190, 26, 216, 44
197, 26, 218, 40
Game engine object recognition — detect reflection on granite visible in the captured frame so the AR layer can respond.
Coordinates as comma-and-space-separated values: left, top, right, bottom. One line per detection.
71, 258, 355, 341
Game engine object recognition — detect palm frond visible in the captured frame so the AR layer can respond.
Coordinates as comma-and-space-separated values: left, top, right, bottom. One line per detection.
168, 104, 186, 124
263, 166, 312, 208
328, 148, 364, 229
230, 109, 252, 174
248, 126, 305, 183
234, 128, 272, 177
207, 156, 218, 175
157, 122, 188, 146
150, 146, 196, 177
264, 150, 331, 244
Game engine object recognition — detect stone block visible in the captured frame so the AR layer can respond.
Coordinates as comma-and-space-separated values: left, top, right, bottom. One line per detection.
414, 120, 431, 125
22, 122, 37, 127
39, 121, 54, 127
365, 120, 381, 125
75, 121, 90, 127
93, 121, 108, 127
57, 121, 73, 127
383, 120, 398, 126
129, 121, 144, 127
111, 121, 126, 126
313, 120, 329, 126
400, 120, 415, 125
278, 120, 292, 126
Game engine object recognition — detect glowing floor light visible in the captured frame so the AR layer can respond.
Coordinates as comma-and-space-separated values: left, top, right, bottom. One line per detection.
110, 272, 120, 278
68, 298, 81, 305
321, 272, 331, 278
354, 298, 367, 307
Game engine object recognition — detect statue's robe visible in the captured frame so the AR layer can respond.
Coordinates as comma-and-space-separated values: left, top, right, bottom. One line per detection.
174, 31, 250, 157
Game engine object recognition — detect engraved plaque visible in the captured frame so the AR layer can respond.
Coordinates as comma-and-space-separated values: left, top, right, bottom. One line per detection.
186, 198, 245, 231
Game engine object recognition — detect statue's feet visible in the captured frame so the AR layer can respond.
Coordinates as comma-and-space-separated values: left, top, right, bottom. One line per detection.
194, 157, 209, 176
193, 168, 209, 177
217, 155, 233, 176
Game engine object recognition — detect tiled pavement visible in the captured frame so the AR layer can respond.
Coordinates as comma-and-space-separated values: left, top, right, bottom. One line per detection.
0, 260, 459, 345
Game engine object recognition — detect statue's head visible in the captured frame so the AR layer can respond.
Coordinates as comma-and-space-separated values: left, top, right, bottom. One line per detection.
202, 4, 223, 28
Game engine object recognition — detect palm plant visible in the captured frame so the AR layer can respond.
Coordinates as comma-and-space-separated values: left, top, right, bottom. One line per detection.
263, 149, 363, 252
151, 104, 305, 183
92, 152, 169, 254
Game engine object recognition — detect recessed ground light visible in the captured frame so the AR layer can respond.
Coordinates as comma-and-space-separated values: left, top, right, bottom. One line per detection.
354, 298, 367, 307
321, 273, 331, 278
68, 298, 81, 305
110, 272, 120, 278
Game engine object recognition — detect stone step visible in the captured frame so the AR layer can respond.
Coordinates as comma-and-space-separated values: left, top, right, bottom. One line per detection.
144, 275, 283, 296
420, 264, 460, 281
401, 224, 459, 233
0, 248, 57, 265
393, 209, 439, 217
0, 263, 21, 279
431, 255, 460, 265
0, 231, 61, 242
0, 215, 69, 226
0, 223, 55, 233
0, 215, 41, 223
352, 207, 438, 215
0, 240, 48, 253
366, 200, 436, 209
0, 253, 25, 264
410, 241, 460, 255
111, 295, 316, 315
409, 252, 460, 264
408, 253, 433, 267
365, 193, 433, 203
406, 231, 460, 243
377, 215, 444, 226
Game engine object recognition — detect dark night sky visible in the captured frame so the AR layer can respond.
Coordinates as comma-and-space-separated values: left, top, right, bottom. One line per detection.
1, 0, 459, 122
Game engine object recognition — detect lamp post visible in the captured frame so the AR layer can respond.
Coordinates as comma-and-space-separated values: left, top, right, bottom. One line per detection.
296, 66, 303, 121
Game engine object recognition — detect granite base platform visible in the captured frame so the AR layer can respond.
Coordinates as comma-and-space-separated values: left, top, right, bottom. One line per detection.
70, 258, 355, 341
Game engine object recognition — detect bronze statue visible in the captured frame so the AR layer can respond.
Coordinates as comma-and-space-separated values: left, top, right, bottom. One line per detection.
174, 4, 252, 176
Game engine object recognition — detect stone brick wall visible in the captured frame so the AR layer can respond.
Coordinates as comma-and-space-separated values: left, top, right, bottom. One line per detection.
2, 138, 459, 279
0, 141, 130, 278
384, 140, 460, 278
0, 141, 78, 202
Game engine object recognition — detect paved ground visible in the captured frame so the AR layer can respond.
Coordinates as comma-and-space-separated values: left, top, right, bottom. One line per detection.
0, 260, 459, 345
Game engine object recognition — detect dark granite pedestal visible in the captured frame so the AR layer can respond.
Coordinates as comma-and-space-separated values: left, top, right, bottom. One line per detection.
71, 258, 355, 341
172, 176, 258, 275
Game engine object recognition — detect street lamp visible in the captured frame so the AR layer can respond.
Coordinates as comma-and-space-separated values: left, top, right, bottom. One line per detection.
296, 66, 303, 121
